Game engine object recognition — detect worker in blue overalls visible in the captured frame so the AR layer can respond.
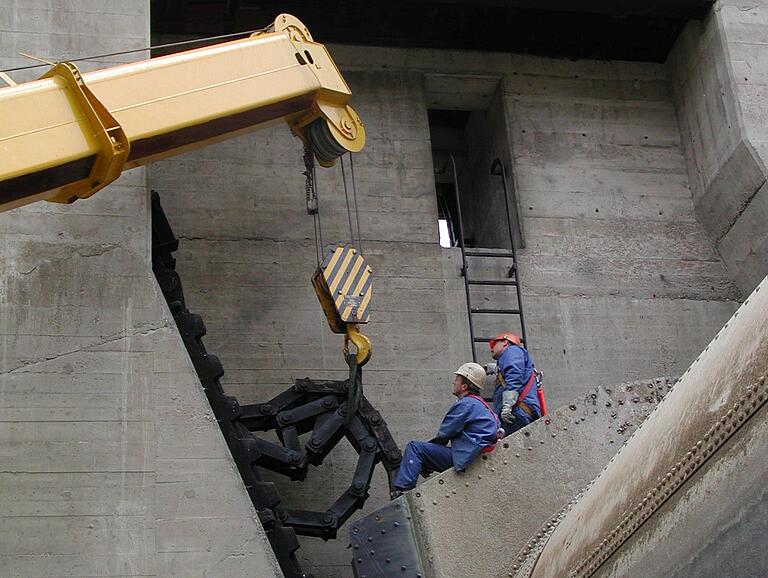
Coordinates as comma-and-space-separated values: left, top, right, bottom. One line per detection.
490, 331, 541, 437
393, 362, 500, 494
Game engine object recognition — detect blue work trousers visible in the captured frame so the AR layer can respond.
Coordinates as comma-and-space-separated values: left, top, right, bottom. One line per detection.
393, 441, 453, 490
501, 406, 535, 438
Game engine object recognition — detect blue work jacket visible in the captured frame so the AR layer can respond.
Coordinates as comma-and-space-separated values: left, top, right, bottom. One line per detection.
434, 395, 498, 471
493, 345, 541, 417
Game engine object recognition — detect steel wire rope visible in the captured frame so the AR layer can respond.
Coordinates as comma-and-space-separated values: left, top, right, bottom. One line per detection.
340, 154, 363, 252
340, 155, 356, 248
349, 153, 363, 252
1, 28, 268, 73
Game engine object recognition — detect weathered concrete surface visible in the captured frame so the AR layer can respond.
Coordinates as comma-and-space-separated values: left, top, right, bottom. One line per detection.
459, 85, 524, 250
0, 2, 282, 576
668, 1, 768, 295
349, 377, 670, 578
527, 274, 768, 578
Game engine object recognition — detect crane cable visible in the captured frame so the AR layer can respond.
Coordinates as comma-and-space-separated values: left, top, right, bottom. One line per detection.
340, 153, 363, 252
0, 28, 269, 74
305, 149, 363, 265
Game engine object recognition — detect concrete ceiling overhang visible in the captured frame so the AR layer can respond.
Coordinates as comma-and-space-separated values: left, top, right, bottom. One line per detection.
151, 0, 715, 62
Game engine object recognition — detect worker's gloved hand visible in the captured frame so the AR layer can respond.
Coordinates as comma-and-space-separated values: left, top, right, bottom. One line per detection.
500, 406, 516, 425
500, 390, 520, 424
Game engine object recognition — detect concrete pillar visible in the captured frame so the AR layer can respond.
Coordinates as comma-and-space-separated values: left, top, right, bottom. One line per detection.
0, 2, 281, 575
668, 0, 768, 295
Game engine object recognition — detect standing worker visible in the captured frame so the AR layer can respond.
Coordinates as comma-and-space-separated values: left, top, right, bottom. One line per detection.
392, 363, 500, 494
490, 332, 541, 437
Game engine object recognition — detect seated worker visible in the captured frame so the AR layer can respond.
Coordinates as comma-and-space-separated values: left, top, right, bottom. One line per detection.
392, 362, 500, 493
490, 331, 541, 437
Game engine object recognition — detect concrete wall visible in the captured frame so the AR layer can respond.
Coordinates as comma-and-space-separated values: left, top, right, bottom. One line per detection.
668, 0, 768, 295
418, 49, 741, 409
0, 2, 281, 576
460, 87, 524, 250
148, 39, 741, 576
148, 68, 460, 575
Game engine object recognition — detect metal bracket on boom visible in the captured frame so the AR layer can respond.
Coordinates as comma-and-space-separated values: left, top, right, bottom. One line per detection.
39, 62, 129, 204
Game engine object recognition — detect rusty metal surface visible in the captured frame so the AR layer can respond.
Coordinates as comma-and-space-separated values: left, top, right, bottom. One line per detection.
591, 402, 768, 578
524, 275, 768, 578
350, 377, 673, 578
350, 497, 426, 578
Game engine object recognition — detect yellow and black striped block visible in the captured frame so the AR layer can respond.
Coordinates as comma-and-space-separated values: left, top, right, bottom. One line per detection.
312, 245, 372, 333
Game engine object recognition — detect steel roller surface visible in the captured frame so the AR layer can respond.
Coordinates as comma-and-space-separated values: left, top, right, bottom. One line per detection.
522, 275, 768, 578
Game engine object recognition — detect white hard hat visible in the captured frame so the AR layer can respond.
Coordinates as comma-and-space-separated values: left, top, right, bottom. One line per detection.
454, 362, 486, 390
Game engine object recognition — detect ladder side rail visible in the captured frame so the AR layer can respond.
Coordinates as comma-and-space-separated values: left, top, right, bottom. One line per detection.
491, 157, 528, 348
450, 154, 477, 362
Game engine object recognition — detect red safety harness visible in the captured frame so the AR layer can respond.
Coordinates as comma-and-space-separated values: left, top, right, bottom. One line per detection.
498, 365, 548, 419
467, 394, 502, 454
518, 370, 541, 419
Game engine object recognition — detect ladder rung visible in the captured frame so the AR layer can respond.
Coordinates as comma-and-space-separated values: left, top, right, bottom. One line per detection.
467, 279, 517, 286
464, 250, 515, 258
471, 308, 521, 314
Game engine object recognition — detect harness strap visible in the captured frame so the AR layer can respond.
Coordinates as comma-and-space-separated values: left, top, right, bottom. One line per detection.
467, 394, 501, 452
515, 370, 537, 411
517, 401, 534, 418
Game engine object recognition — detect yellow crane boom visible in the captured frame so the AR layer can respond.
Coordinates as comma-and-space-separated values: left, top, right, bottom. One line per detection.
0, 13, 365, 212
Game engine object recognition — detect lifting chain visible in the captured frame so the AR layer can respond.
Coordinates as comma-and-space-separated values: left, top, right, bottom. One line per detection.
303, 144, 323, 266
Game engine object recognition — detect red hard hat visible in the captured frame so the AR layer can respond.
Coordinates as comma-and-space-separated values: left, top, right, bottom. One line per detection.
489, 332, 521, 349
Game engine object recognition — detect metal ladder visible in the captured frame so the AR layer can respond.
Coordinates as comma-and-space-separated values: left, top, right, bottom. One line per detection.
450, 155, 528, 362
